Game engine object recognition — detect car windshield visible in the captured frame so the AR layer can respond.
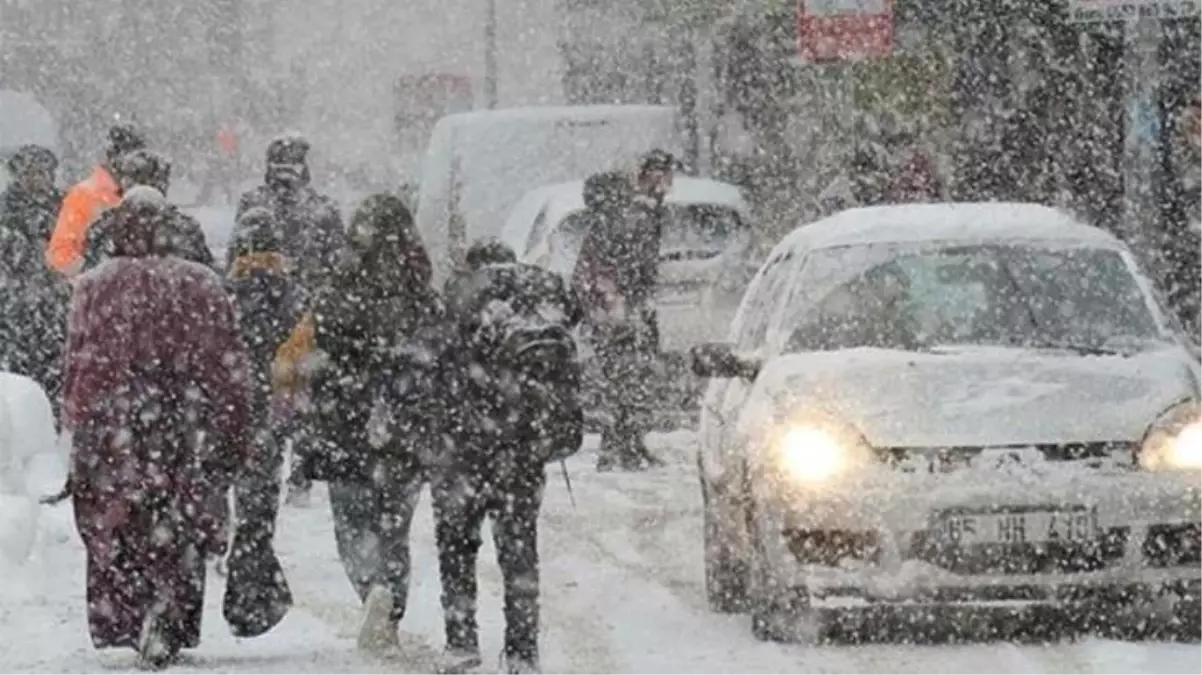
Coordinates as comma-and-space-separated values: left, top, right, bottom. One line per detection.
784, 243, 1167, 354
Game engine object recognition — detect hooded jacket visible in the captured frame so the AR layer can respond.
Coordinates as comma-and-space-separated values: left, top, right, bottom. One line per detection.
278, 194, 444, 481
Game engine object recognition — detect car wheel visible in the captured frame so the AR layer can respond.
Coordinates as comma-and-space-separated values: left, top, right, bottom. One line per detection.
746, 486, 820, 644
701, 474, 749, 613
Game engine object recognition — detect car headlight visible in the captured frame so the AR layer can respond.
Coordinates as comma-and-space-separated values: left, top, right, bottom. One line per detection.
1139, 402, 1202, 471
768, 418, 876, 485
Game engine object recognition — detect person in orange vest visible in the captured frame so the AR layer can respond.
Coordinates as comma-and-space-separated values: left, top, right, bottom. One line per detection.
45, 123, 147, 275
199, 125, 240, 206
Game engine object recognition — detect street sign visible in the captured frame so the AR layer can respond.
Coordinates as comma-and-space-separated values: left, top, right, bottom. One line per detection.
1068, 0, 1200, 23
797, 0, 894, 62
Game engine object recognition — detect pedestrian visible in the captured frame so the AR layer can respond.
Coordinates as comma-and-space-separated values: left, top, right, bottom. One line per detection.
81, 149, 215, 272
46, 122, 145, 275
274, 193, 442, 653
198, 123, 240, 206
0, 145, 69, 417
433, 238, 584, 674
221, 206, 303, 639
58, 186, 252, 669
571, 151, 674, 472
232, 133, 346, 505
231, 133, 345, 292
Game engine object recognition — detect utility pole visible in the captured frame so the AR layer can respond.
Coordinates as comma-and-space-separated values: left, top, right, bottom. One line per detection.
484, 0, 498, 108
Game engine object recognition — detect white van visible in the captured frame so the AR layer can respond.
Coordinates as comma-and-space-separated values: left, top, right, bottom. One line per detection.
414, 105, 681, 282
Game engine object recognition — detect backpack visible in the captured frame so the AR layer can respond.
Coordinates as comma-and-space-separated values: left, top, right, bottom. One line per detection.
461, 264, 584, 464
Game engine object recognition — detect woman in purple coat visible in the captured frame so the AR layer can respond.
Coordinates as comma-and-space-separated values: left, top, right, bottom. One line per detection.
59, 187, 252, 669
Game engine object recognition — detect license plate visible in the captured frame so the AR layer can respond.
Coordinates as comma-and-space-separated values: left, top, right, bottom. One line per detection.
937, 506, 1101, 546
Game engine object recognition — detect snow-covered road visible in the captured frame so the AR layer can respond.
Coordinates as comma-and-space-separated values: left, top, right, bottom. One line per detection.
3, 431, 1199, 673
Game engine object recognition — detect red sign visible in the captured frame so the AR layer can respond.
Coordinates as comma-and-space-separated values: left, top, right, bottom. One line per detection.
797, 0, 894, 62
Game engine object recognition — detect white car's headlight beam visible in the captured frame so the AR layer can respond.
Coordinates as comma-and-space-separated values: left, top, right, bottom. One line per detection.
770, 422, 875, 484
1140, 403, 1202, 471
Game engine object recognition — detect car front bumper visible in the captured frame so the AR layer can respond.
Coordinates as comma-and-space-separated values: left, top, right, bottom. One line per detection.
753, 468, 1201, 616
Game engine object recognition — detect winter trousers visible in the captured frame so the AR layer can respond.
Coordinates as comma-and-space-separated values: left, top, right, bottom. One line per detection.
595, 333, 657, 470
328, 457, 424, 622
431, 465, 547, 664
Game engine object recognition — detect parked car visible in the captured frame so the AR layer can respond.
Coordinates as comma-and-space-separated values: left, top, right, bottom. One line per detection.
501, 176, 755, 351
414, 104, 682, 283
691, 202, 1202, 643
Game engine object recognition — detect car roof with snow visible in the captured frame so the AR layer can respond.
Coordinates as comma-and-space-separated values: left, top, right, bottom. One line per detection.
780, 203, 1123, 254
539, 177, 750, 225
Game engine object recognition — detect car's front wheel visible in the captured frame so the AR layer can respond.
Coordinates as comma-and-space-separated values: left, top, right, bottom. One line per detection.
700, 471, 749, 613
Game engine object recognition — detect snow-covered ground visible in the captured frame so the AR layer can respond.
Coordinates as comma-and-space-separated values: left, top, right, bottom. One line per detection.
3, 429, 1198, 673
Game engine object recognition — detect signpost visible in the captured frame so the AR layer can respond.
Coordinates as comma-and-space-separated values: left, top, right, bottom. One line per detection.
796, 0, 894, 63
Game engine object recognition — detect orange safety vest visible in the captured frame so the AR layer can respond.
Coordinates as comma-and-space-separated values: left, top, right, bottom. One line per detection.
46, 166, 122, 274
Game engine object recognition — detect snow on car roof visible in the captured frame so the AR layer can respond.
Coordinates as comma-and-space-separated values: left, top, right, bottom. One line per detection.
781, 203, 1123, 253
538, 177, 749, 223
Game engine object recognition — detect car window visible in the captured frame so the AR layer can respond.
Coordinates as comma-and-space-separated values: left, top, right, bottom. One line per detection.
524, 207, 549, 254
782, 243, 1166, 354
736, 252, 794, 351
660, 205, 745, 259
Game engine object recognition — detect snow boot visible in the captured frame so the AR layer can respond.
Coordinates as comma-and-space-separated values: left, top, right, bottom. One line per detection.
436, 647, 483, 674
501, 654, 541, 674
357, 585, 400, 653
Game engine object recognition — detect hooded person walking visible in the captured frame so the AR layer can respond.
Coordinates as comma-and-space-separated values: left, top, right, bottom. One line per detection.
274, 193, 445, 652
58, 186, 252, 668
0, 144, 68, 413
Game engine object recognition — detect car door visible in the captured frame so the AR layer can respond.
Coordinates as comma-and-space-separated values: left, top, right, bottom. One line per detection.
699, 248, 801, 490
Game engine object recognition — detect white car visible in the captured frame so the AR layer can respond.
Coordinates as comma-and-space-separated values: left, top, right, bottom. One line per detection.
501, 177, 754, 351
691, 203, 1202, 643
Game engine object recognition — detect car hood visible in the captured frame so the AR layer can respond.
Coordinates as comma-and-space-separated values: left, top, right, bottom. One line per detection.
752, 345, 1199, 448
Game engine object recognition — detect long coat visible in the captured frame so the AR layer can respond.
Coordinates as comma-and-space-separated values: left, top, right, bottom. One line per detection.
61, 256, 252, 651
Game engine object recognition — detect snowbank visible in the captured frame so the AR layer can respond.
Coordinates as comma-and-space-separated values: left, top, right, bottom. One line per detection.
0, 373, 57, 566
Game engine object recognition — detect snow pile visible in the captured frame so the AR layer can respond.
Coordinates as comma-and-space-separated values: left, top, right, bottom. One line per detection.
0, 373, 57, 566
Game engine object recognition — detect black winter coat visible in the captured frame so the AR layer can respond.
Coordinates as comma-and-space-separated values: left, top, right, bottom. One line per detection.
233, 184, 345, 294
0, 182, 69, 398
306, 263, 447, 482
228, 256, 304, 421
571, 196, 664, 316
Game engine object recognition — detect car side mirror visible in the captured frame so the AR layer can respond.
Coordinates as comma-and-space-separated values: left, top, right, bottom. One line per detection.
690, 342, 761, 380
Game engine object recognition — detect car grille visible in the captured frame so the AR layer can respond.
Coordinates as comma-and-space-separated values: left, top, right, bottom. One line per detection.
907, 527, 1129, 575
1144, 523, 1202, 567
879, 441, 1138, 471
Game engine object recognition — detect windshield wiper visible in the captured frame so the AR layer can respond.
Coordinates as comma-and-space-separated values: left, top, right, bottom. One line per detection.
1024, 342, 1126, 356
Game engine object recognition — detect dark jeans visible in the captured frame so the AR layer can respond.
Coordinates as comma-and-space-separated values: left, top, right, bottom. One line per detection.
431, 466, 546, 663
328, 457, 423, 622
